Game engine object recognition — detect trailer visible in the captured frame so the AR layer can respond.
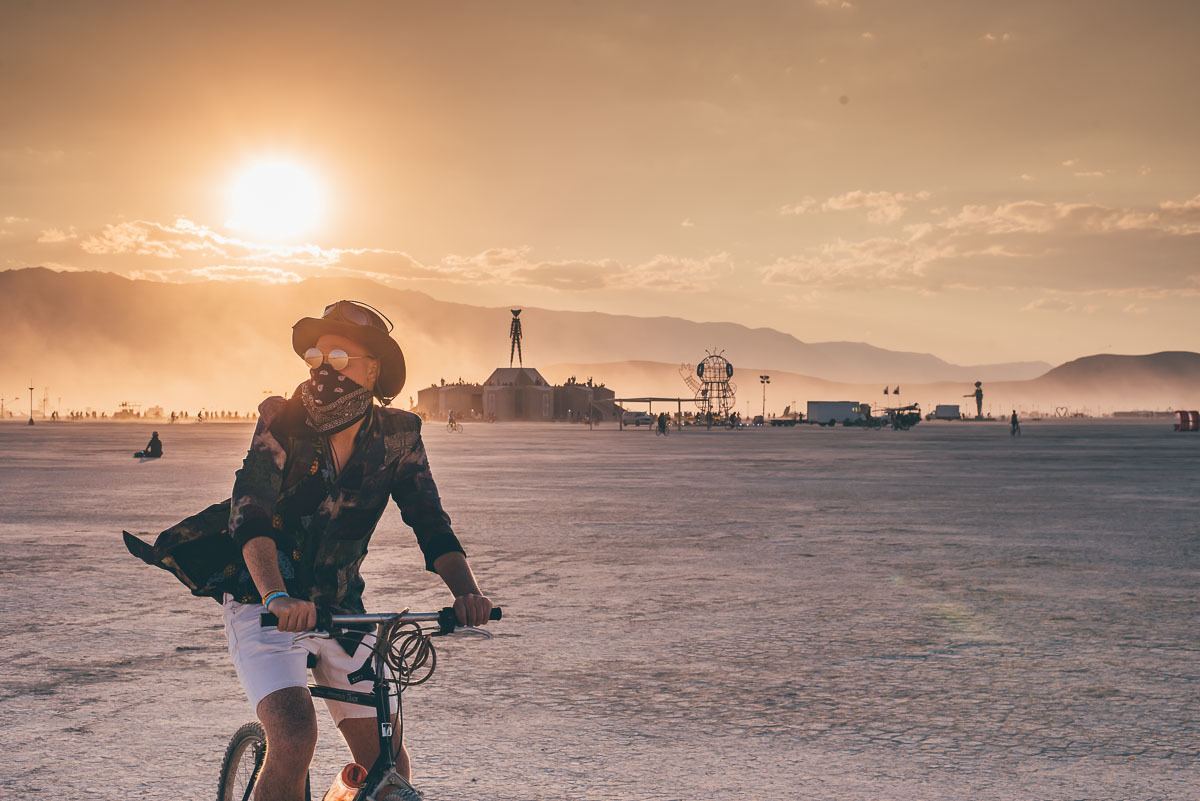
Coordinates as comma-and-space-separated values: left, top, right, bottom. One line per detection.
806, 401, 867, 425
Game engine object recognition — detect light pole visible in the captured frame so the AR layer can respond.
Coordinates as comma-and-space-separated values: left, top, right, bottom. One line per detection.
759, 374, 770, 418
28, 382, 35, 426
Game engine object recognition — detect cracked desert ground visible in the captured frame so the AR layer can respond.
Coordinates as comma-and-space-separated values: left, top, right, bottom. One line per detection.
1, 419, 1196, 800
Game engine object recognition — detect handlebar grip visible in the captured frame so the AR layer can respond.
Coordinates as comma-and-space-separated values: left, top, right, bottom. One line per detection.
490, 606, 503, 621
259, 609, 332, 629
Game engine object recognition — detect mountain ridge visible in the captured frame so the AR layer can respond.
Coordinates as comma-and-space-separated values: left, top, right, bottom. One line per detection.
2, 266, 1164, 412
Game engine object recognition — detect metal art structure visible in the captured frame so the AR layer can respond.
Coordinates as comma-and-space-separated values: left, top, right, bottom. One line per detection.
509, 309, 524, 367
679, 350, 737, 416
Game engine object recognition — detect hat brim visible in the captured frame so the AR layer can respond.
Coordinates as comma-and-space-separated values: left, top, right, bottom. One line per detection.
292, 317, 406, 400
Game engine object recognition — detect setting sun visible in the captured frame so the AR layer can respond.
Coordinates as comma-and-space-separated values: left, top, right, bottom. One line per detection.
226, 159, 323, 241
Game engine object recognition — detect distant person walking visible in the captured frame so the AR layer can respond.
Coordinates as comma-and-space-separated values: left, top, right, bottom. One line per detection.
1010, 409, 1021, 437
655, 412, 669, 436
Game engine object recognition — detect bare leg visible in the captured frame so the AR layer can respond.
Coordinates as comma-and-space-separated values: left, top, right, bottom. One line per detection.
255, 687, 318, 801
339, 714, 410, 780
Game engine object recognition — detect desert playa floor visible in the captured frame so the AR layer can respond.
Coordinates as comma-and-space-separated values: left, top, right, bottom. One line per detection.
0, 420, 1196, 800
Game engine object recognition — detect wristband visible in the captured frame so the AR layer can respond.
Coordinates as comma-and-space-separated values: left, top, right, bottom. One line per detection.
263, 590, 290, 609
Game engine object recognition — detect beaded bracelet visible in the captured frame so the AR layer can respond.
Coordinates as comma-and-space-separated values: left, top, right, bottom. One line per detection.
262, 590, 290, 609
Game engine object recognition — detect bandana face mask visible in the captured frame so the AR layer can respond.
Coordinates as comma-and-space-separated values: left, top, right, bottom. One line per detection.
299, 364, 373, 434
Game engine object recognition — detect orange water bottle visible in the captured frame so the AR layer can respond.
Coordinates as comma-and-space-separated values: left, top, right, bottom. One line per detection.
323, 762, 369, 801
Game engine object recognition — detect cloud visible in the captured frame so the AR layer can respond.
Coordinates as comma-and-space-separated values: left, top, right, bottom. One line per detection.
37, 226, 77, 243
941, 196, 1200, 236
823, 190, 932, 223
681, 218, 695, 228
189, 266, 304, 284
982, 32, 1012, 43
779, 197, 819, 216
77, 216, 733, 294
3, 216, 30, 224
781, 190, 931, 223
82, 219, 227, 260
1021, 297, 1097, 314
70, 192, 1200, 300
79, 217, 415, 269
0, 147, 65, 166
438, 248, 732, 292
764, 193, 1200, 293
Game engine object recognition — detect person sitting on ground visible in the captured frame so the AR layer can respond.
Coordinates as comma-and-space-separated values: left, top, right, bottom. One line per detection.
144, 431, 163, 458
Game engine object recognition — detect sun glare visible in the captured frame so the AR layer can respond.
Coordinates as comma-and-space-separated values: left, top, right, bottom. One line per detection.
226, 159, 323, 241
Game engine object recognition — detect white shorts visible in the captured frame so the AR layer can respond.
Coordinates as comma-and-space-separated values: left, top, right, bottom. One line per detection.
222, 594, 396, 726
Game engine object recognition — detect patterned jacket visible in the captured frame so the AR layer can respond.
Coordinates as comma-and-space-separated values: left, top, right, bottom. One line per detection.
124, 393, 464, 616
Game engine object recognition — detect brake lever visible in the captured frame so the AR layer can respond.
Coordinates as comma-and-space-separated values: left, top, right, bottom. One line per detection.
291, 631, 332, 643
453, 626, 494, 640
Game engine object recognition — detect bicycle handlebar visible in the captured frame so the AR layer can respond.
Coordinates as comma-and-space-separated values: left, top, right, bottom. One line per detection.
260, 606, 502, 635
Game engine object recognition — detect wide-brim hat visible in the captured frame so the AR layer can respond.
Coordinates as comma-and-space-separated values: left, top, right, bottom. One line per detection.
292, 300, 406, 403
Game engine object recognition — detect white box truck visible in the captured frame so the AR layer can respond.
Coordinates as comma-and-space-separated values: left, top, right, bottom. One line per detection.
932, 404, 961, 420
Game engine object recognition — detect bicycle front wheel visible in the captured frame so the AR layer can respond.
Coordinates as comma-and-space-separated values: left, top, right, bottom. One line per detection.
218, 722, 311, 801
218, 721, 265, 801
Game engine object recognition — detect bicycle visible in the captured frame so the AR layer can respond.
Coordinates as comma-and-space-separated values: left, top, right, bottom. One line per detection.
218, 605, 502, 801
446, 420, 463, 433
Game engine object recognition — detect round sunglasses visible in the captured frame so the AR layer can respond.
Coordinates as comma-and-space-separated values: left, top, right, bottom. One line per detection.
303, 347, 375, 371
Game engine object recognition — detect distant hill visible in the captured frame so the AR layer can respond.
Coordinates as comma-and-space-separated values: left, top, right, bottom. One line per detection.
1032, 352, 1200, 401
0, 267, 1058, 413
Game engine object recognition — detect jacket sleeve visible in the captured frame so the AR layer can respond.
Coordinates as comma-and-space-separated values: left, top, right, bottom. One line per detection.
228, 396, 289, 549
390, 429, 465, 572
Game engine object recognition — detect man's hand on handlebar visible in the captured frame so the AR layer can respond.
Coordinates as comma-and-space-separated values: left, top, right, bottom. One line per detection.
267, 597, 317, 632
453, 592, 494, 627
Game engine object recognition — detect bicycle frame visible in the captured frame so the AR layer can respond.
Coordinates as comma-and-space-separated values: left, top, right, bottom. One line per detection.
253, 607, 500, 800
302, 611, 442, 790
307, 635, 394, 784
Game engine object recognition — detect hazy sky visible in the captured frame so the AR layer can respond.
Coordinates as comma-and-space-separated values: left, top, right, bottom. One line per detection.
2, 1, 1198, 366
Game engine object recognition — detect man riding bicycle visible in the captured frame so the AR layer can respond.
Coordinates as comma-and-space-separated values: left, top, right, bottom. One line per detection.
127, 300, 494, 801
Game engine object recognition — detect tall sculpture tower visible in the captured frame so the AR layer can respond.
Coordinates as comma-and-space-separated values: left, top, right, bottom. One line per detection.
509, 309, 524, 367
